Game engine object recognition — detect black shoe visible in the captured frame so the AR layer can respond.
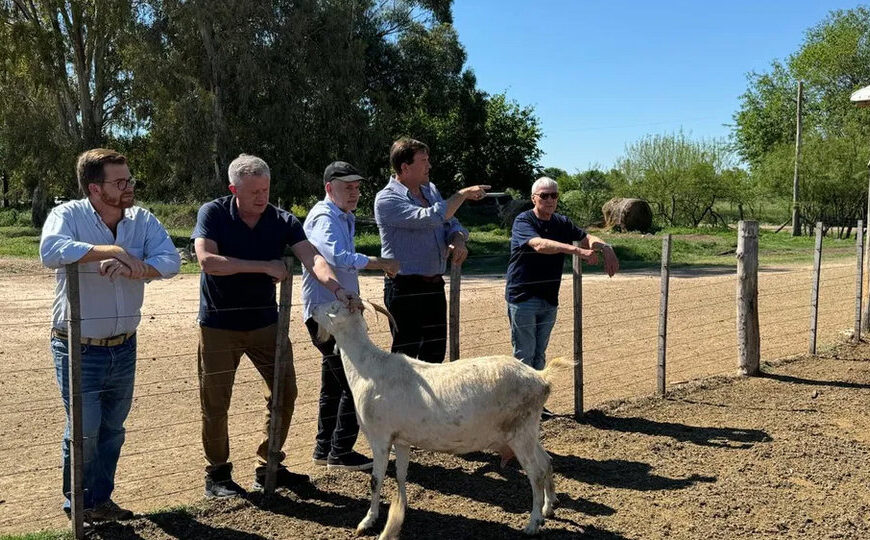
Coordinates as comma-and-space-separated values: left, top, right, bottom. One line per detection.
205, 475, 245, 499
83, 500, 134, 521
313, 451, 329, 466
541, 407, 555, 421
327, 451, 374, 471
252, 466, 310, 491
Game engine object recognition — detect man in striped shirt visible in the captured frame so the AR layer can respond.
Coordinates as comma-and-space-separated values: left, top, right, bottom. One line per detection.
374, 138, 489, 363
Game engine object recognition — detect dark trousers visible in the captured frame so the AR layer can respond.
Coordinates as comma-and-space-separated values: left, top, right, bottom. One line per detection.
304, 318, 359, 458
384, 275, 447, 363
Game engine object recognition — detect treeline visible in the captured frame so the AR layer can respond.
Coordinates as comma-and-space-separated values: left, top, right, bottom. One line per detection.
0, 0, 542, 222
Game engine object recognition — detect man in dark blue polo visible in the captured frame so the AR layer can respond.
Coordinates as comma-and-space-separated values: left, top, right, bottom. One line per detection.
192, 153, 354, 498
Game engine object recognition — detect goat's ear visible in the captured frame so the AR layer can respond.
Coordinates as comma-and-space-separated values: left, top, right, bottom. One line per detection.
315, 323, 331, 344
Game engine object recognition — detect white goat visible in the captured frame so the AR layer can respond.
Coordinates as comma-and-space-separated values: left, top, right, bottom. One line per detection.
312, 300, 559, 539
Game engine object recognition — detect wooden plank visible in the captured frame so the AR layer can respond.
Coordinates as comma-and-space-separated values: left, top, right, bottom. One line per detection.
448, 261, 461, 362
264, 257, 294, 494
657, 234, 672, 396
572, 241, 583, 420
809, 223, 823, 355
737, 221, 760, 376
65, 263, 84, 539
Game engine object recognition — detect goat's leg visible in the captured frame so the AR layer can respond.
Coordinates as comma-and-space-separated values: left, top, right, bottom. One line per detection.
535, 442, 557, 518
357, 443, 390, 535
510, 436, 545, 536
379, 444, 410, 540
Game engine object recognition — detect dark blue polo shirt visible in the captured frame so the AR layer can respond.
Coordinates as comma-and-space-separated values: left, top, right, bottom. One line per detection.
505, 210, 586, 306
192, 195, 307, 330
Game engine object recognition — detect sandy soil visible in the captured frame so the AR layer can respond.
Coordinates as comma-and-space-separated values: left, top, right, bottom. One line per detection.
0, 255, 861, 537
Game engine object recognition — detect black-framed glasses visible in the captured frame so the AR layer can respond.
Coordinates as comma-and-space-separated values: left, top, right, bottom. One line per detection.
535, 192, 558, 200
103, 177, 137, 191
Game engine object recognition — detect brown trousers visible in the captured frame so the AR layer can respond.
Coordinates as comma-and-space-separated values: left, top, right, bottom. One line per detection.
197, 324, 297, 474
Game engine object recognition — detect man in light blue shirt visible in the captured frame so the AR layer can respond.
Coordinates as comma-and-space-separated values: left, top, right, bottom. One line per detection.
302, 161, 399, 471
374, 138, 489, 363
39, 148, 180, 523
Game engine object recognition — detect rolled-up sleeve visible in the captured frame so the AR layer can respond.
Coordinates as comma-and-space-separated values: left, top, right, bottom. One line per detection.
375, 190, 447, 230
308, 215, 369, 270
39, 207, 94, 268
143, 213, 181, 278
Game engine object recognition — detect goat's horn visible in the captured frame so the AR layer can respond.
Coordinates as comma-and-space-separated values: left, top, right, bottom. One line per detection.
361, 300, 397, 337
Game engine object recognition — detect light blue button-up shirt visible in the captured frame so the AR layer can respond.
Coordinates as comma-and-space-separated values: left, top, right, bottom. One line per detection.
40, 198, 181, 338
301, 198, 369, 322
374, 176, 467, 276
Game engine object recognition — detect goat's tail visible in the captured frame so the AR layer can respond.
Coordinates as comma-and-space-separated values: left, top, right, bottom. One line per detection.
539, 356, 574, 382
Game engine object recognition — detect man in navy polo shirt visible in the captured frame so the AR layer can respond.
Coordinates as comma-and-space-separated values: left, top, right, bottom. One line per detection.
192, 153, 354, 498
506, 176, 619, 417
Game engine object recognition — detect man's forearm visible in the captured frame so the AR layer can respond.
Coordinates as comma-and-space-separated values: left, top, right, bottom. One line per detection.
311, 254, 342, 293
528, 237, 578, 255
199, 254, 269, 276
78, 245, 126, 264
443, 192, 468, 220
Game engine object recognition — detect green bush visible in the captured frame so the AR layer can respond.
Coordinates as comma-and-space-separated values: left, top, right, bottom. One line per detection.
0, 208, 31, 227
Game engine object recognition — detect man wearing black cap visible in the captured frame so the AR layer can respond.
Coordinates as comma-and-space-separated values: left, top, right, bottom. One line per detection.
301, 161, 399, 471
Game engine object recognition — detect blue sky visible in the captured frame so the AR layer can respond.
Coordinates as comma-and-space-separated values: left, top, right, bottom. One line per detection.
452, 1, 862, 173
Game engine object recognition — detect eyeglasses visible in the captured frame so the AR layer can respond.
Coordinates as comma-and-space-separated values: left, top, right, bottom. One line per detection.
103, 177, 137, 191
535, 192, 559, 200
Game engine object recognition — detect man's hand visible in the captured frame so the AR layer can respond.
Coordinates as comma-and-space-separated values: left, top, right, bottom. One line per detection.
381, 258, 400, 278
601, 246, 619, 277
449, 236, 469, 266
113, 249, 148, 279
99, 259, 132, 282
576, 247, 598, 265
458, 184, 491, 202
264, 259, 290, 283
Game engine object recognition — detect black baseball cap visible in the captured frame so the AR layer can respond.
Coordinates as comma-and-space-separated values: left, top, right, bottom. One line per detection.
323, 161, 365, 185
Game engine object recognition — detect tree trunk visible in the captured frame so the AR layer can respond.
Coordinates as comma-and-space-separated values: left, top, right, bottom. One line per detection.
31, 183, 51, 227
197, 14, 229, 192
1, 171, 8, 208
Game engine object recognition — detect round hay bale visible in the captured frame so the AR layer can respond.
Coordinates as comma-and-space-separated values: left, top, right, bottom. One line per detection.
602, 198, 653, 232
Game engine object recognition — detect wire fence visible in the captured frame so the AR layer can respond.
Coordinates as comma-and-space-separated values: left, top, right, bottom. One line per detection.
0, 219, 863, 534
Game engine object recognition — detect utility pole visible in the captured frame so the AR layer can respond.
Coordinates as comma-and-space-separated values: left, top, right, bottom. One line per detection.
792, 81, 803, 236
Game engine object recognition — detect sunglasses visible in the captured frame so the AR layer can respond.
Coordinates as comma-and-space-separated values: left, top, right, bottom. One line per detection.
535, 192, 559, 200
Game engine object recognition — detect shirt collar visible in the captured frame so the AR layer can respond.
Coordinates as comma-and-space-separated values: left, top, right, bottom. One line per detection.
84, 197, 134, 224
322, 196, 354, 221
388, 175, 433, 200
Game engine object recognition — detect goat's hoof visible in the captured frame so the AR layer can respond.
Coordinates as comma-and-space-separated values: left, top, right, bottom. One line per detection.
543, 504, 555, 518
522, 520, 543, 536
356, 519, 374, 535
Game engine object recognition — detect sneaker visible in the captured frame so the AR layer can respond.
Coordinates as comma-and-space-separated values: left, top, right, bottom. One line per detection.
327, 451, 374, 471
313, 453, 329, 466
82, 500, 134, 522
205, 475, 246, 499
252, 466, 310, 491
541, 407, 555, 421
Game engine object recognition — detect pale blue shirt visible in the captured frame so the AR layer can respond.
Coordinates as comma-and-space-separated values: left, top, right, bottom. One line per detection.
40, 198, 181, 338
373, 176, 467, 276
301, 198, 369, 321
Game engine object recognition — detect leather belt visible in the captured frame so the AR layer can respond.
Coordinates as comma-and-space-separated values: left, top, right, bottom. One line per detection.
51, 328, 136, 347
393, 274, 444, 284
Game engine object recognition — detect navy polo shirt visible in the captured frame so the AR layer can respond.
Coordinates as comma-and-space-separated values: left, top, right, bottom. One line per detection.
192, 195, 307, 331
505, 210, 587, 306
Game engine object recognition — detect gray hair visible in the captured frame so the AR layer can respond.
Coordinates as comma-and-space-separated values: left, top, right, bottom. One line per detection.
531, 176, 558, 194
228, 154, 271, 185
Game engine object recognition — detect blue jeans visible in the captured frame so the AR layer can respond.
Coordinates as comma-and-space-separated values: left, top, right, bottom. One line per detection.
52, 335, 137, 510
507, 298, 558, 370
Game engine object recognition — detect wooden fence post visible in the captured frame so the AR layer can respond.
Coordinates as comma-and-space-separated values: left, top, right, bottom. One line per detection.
572, 241, 583, 420
65, 263, 84, 539
657, 234, 672, 396
737, 221, 760, 376
809, 223, 823, 355
448, 261, 461, 362
265, 256, 294, 494
855, 220, 864, 341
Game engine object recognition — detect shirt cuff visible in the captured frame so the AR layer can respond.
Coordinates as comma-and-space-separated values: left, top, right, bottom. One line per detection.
352, 253, 369, 270
54, 241, 95, 266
